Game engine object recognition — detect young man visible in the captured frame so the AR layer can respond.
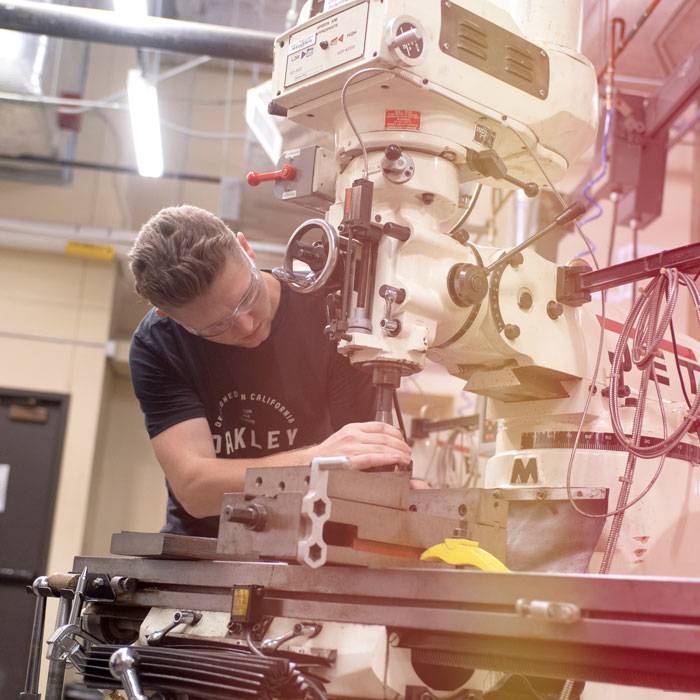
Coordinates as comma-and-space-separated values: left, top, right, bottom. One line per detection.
129, 205, 411, 537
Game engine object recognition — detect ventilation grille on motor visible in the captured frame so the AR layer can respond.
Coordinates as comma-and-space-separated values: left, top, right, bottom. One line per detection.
457, 20, 488, 60
504, 46, 536, 85
78, 644, 321, 700
440, 2, 549, 99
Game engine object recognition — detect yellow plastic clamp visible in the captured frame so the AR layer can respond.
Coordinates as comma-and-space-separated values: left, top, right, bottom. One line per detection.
420, 538, 509, 572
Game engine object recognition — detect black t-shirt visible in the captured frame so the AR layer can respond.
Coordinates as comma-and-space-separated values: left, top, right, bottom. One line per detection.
129, 283, 376, 537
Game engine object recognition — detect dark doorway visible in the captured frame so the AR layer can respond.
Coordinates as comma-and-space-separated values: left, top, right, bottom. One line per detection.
0, 388, 68, 698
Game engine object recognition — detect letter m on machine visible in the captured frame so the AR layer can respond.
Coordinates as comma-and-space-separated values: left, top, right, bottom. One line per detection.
510, 456, 539, 484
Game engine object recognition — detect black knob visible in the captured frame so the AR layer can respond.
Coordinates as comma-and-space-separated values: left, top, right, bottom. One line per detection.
384, 144, 402, 161
518, 290, 533, 310
503, 324, 520, 340
319, 40, 329, 49
547, 300, 564, 319
522, 181, 539, 198
452, 229, 470, 245
509, 252, 524, 268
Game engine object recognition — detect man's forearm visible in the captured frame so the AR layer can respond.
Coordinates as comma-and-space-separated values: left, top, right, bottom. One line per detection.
178, 446, 314, 519
159, 419, 411, 519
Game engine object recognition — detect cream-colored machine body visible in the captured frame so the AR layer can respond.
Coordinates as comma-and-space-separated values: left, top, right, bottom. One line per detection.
274, 0, 595, 186
271, 0, 597, 373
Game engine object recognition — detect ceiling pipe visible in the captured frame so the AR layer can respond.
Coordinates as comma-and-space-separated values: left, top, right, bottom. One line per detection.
0, 0, 276, 64
0, 154, 221, 183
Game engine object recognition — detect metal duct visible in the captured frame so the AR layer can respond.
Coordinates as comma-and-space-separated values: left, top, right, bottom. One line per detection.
0, 0, 276, 64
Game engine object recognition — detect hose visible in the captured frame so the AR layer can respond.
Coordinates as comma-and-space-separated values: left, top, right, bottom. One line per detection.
609, 270, 700, 459
591, 269, 700, 573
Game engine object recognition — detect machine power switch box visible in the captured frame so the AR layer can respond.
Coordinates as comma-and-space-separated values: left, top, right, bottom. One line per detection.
274, 145, 336, 212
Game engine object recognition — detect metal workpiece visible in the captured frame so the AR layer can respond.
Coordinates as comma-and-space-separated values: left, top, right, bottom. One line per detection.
243, 464, 414, 509
217, 463, 507, 567
128, 478, 603, 572
111, 530, 234, 561
0, 0, 276, 63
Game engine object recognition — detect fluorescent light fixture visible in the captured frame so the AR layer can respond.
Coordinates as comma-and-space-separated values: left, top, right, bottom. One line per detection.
127, 68, 164, 178
113, 0, 148, 18
29, 35, 48, 93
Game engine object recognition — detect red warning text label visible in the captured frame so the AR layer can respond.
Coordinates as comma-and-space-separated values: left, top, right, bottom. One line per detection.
384, 109, 421, 130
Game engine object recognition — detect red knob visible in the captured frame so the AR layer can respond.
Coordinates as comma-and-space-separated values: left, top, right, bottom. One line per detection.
246, 164, 297, 186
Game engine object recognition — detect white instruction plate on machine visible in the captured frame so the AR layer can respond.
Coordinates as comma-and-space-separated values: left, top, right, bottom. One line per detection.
285, 1, 369, 88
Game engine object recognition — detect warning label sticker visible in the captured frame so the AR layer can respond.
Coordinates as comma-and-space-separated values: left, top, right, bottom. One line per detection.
384, 109, 421, 130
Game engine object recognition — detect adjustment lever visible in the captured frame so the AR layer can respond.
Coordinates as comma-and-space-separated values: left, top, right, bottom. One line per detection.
379, 284, 406, 336
146, 610, 201, 645
110, 648, 147, 700
485, 201, 586, 274
261, 622, 322, 652
503, 173, 539, 198
466, 148, 539, 198
246, 164, 297, 186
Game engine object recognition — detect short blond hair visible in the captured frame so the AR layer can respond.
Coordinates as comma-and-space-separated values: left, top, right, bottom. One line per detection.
129, 205, 244, 309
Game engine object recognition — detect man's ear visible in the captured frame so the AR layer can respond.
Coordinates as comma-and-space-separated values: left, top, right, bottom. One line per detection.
236, 231, 257, 263
155, 308, 168, 318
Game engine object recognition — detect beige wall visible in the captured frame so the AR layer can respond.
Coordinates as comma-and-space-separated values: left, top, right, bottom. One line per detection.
0, 246, 116, 574
82, 369, 166, 556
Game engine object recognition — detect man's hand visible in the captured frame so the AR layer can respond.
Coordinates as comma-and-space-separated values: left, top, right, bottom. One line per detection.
312, 421, 411, 470
410, 478, 431, 490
